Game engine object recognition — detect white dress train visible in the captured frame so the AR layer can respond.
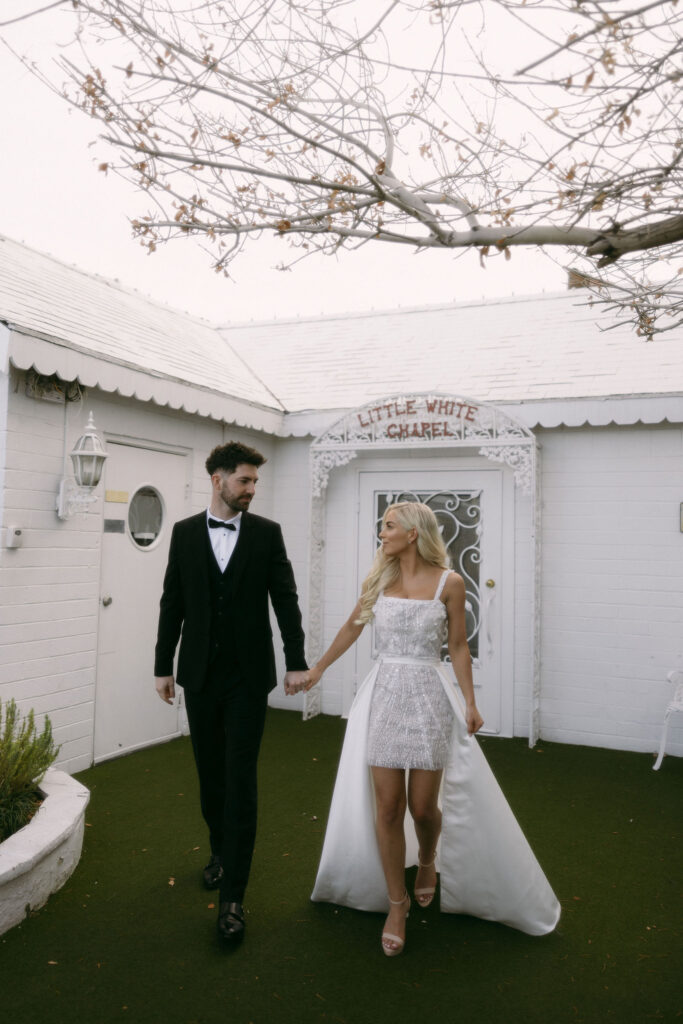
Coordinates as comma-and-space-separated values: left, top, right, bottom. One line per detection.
311, 575, 561, 937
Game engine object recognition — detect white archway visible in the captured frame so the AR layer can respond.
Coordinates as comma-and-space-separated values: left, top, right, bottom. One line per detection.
304, 393, 541, 744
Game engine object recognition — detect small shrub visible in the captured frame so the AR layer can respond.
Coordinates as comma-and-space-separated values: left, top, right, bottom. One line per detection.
0, 699, 60, 843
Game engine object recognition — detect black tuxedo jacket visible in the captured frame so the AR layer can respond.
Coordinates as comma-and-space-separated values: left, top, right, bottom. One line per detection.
154, 510, 307, 694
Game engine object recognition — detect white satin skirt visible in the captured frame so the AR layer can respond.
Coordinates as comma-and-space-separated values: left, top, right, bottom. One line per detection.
311, 657, 561, 936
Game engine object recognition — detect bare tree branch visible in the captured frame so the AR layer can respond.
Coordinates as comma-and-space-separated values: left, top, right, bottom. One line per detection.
9, 0, 683, 335
0, 1, 67, 27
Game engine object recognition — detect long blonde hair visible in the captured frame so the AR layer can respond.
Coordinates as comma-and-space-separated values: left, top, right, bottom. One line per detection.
356, 502, 450, 624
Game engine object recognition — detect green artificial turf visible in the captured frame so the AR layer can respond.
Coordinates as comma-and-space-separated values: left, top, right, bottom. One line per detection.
1, 709, 680, 1024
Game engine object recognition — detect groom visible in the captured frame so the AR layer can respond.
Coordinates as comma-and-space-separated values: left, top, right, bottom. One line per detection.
154, 440, 308, 947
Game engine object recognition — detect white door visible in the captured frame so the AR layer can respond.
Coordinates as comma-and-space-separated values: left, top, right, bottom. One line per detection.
94, 442, 188, 761
354, 470, 510, 735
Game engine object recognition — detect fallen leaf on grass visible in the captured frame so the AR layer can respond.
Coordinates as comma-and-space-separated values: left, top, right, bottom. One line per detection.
168, 877, 175, 887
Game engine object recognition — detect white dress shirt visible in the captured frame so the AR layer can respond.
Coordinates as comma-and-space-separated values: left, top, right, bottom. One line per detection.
206, 509, 242, 572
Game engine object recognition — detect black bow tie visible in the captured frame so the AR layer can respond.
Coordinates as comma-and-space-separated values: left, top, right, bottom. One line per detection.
209, 518, 237, 531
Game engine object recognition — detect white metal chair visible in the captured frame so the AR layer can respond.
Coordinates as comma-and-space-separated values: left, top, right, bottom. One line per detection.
653, 669, 683, 770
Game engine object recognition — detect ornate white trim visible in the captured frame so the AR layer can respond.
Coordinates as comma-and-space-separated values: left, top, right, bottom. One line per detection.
303, 685, 321, 720
305, 393, 539, 733
479, 444, 533, 494
304, 490, 326, 719
312, 450, 358, 498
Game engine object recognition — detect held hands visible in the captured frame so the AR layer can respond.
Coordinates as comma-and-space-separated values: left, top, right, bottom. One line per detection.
284, 666, 323, 696
155, 676, 175, 704
466, 703, 485, 736
284, 670, 308, 695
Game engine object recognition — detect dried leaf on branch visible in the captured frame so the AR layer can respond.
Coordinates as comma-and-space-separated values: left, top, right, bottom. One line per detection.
15, 0, 683, 335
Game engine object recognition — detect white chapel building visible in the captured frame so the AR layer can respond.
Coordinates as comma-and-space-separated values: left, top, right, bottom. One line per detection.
0, 234, 681, 773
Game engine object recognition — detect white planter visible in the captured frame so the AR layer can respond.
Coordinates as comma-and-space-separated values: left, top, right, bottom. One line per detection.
0, 768, 90, 936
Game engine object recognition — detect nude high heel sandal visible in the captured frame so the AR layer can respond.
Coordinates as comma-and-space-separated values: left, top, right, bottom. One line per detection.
414, 856, 437, 908
381, 890, 410, 957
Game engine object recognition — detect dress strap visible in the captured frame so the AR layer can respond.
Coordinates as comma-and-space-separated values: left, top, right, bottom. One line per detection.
434, 569, 452, 602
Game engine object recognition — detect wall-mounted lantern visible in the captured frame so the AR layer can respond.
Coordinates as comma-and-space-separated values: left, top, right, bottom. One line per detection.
56, 411, 108, 520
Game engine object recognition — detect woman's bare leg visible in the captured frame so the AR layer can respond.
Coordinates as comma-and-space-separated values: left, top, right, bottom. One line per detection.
407, 769, 443, 903
371, 766, 409, 951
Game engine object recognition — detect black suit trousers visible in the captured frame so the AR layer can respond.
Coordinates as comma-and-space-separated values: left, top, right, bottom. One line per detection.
183, 668, 268, 903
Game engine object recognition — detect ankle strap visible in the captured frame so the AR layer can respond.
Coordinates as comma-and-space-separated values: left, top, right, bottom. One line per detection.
388, 889, 408, 905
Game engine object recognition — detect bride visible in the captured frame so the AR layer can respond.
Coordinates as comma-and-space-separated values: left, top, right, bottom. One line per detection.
287, 501, 560, 956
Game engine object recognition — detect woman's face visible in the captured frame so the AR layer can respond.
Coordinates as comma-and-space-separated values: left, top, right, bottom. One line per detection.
379, 513, 416, 556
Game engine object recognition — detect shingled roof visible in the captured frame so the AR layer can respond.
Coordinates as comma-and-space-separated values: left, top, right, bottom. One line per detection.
0, 235, 283, 432
1, 234, 681, 433
220, 294, 683, 414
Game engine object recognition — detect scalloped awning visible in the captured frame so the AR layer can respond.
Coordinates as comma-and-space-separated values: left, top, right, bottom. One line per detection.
8, 327, 284, 435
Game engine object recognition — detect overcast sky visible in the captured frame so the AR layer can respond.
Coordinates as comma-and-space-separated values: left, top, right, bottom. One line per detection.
0, 3, 566, 325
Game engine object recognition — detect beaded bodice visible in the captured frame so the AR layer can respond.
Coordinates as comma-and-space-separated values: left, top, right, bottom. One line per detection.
373, 571, 450, 659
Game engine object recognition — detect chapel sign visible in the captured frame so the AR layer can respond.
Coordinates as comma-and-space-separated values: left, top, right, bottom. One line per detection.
355, 396, 479, 439
310, 392, 535, 497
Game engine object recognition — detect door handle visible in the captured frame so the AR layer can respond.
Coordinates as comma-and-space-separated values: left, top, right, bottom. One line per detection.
102, 595, 113, 607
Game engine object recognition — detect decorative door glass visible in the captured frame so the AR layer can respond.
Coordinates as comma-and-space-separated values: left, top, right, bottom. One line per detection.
374, 490, 482, 661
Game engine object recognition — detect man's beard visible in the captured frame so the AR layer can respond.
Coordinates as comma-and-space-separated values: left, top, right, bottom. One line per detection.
222, 488, 250, 513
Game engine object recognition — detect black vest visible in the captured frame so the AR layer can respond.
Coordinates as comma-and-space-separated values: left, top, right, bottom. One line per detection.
206, 531, 241, 683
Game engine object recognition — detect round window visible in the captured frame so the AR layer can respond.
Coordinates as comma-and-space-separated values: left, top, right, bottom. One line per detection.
128, 486, 163, 548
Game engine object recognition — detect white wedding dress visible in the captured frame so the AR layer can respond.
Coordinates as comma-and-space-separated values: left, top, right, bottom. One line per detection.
311, 571, 561, 936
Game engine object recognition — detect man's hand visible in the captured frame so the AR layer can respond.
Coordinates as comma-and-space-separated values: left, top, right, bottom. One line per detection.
155, 676, 176, 704
284, 670, 310, 696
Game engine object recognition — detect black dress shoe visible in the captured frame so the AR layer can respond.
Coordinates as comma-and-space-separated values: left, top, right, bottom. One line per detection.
217, 901, 245, 947
202, 854, 224, 890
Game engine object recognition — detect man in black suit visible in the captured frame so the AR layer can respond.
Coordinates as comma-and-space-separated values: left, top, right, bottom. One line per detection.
154, 440, 308, 946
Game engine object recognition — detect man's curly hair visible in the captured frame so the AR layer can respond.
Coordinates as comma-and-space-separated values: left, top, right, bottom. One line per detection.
205, 441, 266, 476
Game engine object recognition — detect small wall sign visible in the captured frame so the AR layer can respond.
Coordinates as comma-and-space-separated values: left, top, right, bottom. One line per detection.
105, 490, 129, 503
103, 519, 126, 533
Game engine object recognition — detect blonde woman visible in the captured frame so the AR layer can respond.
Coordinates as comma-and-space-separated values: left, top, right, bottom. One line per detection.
289, 502, 560, 954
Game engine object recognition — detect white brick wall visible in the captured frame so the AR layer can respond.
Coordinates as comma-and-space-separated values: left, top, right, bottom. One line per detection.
315, 458, 358, 716
275, 427, 683, 761
2, 372, 680, 769
538, 425, 683, 757
1, 373, 278, 773
1, 379, 100, 772
0, 326, 10, 535
511, 477, 534, 737
267, 437, 312, 711
270, 445, 357, 717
